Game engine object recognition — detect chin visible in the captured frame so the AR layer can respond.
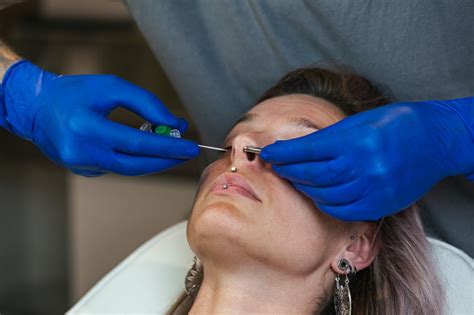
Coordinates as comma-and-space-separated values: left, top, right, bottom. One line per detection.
187, 200, 250, 262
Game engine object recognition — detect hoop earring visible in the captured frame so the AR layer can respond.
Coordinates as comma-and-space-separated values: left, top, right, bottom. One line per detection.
185, 256, 203, 299
334, 259, 355, 315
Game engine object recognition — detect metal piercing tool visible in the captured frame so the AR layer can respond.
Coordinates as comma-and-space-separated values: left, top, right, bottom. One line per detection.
140, 122, 262, 154
141, 122, 228, 153
197, 144, 228, 153
197, 145, 263, 154
243, 146, 262, 154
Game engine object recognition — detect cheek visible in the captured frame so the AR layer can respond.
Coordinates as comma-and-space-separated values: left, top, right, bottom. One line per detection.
265, 182, 342, 270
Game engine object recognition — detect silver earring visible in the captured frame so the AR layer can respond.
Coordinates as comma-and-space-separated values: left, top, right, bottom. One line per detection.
185, 256, 203, 299
334, 259, 355, 315
230, 166, 237, 172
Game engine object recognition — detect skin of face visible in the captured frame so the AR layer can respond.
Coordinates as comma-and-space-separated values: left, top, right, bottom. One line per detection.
187, 94, 377, 286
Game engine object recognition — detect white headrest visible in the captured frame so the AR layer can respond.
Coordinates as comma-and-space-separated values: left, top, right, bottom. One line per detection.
68, 221, 473, 314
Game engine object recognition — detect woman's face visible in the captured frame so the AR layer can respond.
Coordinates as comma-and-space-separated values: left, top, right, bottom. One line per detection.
188, 94, 359, 276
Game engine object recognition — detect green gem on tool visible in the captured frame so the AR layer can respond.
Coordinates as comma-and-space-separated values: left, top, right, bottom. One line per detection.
153, 125, 171, 135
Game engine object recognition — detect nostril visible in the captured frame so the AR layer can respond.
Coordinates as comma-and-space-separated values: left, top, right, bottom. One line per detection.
246, 152, 256, 161
242, 146, 262, 162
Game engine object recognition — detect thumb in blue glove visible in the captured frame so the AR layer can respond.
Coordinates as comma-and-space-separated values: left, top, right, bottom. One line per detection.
260, 97, 474, 221
0, 60, 199, 176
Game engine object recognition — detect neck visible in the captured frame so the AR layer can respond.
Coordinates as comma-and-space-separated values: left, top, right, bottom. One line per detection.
189, 262, 333, 315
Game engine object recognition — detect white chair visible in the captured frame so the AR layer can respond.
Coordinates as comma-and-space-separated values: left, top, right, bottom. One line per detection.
68, 221, 473, 315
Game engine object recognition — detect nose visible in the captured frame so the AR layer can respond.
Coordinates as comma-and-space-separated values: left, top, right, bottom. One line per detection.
230, 133, 265, 169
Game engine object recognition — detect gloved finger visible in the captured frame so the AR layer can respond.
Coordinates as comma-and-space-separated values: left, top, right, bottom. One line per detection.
271, 158, 353, 187
70, 168, 108, 177
95, 75, 188, 132
107, 152, 186, 176
58, 144, 110, 176
91, 118, 199, 159
292, 180, 364, 207
260, 127, 349, 164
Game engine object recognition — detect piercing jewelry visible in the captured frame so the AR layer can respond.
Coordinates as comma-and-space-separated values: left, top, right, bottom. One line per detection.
185, 256, 203, 299
222, 184, 228, 189
350, 234, 356, 240
334, 259, 355, 315
231, 166, 237, 172
338, 259, 350, 271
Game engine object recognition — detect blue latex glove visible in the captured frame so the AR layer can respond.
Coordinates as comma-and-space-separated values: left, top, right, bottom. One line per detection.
0, 60, 199, 176
260, 97, 474, 221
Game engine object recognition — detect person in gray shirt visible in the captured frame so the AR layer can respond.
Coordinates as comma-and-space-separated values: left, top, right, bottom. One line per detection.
125, 1, 473, 145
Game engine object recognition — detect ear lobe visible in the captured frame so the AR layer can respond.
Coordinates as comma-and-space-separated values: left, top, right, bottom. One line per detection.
330, 258, 352, 275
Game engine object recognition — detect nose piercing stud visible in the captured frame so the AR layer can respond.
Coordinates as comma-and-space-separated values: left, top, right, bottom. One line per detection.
230, 166, 237, 172
222, 184, 228, 189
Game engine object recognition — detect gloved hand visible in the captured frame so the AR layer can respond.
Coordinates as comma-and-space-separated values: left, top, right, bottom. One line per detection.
0, 60, 199, 176
260, 97, 474, 221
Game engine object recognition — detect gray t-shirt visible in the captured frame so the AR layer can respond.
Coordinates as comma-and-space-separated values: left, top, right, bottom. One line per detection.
125, 0, 473, 255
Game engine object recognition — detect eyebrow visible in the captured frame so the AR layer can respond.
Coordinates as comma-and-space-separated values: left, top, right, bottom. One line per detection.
286, 116, 321, 130
230, 112, 321, 130
230, 112, 257, 129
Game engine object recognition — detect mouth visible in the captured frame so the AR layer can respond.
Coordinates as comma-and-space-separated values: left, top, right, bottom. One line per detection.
211, 173, 262, 202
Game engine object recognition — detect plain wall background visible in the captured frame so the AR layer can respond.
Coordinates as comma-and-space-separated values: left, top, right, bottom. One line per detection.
68, 174, 198, 302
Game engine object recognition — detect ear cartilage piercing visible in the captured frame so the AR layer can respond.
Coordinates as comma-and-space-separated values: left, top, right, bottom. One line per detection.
222, 184, 228, 189
230, 166, 237, 172
243, 146, 262, 154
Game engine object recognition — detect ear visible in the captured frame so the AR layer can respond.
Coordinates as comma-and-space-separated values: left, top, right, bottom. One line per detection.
330, 222, 380, 274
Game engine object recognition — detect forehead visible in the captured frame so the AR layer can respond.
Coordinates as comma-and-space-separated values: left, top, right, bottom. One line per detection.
248, 94, 346, 125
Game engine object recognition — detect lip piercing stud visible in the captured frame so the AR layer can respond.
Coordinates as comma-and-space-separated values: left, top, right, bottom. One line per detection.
230, 166, 237, 172
222, 184, 228, 189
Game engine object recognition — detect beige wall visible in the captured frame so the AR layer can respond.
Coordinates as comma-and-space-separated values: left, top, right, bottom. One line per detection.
68, 174, 198, 302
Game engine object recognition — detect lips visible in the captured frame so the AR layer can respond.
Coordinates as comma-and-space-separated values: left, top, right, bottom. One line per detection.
211, 173, 261, 202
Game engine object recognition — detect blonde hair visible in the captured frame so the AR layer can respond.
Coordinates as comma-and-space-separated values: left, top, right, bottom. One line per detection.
167, 67, 445, 314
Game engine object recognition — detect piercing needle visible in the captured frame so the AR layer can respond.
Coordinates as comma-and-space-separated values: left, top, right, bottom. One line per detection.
198, 144, 228, 152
